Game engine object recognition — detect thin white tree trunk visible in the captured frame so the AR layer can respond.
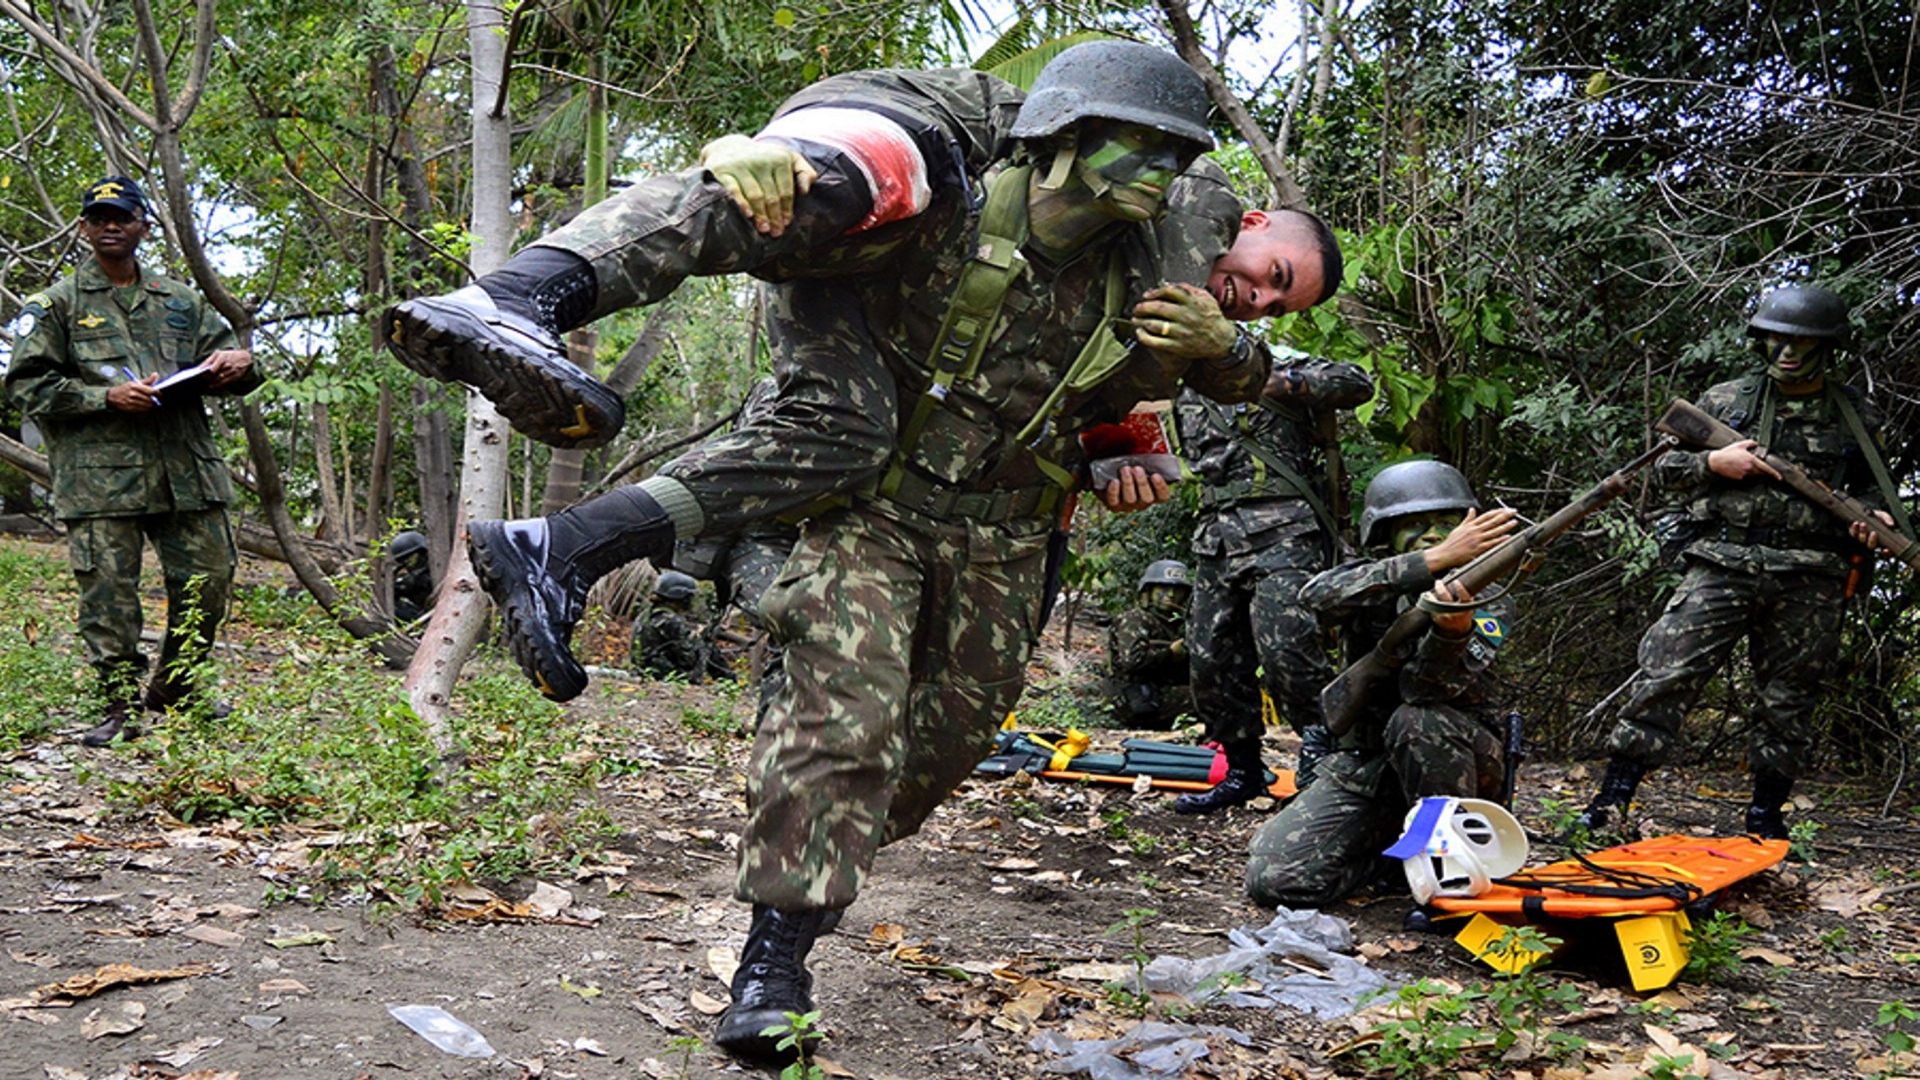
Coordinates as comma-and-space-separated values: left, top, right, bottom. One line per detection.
405, 0, 516, 748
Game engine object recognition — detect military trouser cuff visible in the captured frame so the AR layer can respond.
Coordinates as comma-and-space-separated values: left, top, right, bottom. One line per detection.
638, 476, 705, 537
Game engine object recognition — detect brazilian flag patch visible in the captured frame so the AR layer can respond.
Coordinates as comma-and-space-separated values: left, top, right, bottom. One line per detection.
1472, 611, 1506, 648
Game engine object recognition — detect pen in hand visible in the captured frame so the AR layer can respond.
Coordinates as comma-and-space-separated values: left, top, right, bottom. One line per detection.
121, 367, 161, 407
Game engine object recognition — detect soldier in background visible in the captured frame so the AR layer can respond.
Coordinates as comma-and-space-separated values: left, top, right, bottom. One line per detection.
1574, 285, 1902, 840
1172, 349, 1373, 814
390, 530, 434, 623
6, 177, 262, 746
632, 570, 723, 681
1245, 461, 1517, 908
1106, 559, 1194, 729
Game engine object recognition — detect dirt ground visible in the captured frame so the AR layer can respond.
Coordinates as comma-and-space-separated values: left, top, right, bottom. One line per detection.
5, 548, 1920, 1079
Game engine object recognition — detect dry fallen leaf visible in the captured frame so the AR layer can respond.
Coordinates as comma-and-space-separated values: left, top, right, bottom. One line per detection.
181, 925, 246, 948
1739, 946, 1796, 967
527, 881, 574, 917
687, 988, 729, 1016
257, 978, 310, 995
80, 1000, 147, 1040
33, 962, 214, 1003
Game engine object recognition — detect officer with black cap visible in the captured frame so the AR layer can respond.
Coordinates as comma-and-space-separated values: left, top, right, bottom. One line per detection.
6, 177, 262, 745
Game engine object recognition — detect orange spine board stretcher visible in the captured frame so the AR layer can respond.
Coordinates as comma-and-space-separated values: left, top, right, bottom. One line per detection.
1428, 835, 1789, 917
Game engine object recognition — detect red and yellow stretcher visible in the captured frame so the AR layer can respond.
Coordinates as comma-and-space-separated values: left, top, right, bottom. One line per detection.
1426, 834, 1790, 990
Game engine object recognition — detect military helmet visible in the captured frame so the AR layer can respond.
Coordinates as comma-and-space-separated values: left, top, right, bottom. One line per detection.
390, 530, 428, 560
1009, 40, 1214, 153
1137, 559, 1192, 593
1747, 285, 1848, 340
1360, 461, 1478, 549
654, 571, 698, 602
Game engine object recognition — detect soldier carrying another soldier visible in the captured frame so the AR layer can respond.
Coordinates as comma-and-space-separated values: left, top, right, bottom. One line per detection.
382, 41, 1344, 1064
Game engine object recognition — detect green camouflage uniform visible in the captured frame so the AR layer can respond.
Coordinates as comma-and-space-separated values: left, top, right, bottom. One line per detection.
1245, 550, 1509, 908
525, 68, 1269, 909
1105, 602, 1191, 728
6, 257, 260, 708
634, 600, 719, 681
1176, 360, 1373, 744
1609, 374, 1885, 779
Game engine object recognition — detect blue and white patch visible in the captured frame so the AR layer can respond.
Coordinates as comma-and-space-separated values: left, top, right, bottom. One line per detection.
14, 293, 48, 338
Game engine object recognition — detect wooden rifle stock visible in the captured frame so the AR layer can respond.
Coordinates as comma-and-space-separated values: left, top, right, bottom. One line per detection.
1320, 440, 1675, 737
1654, 398, 1920, 570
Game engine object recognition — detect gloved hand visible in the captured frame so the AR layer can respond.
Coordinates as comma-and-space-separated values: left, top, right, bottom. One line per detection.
699, 134, 818, 237
1131, 282, 1237, 360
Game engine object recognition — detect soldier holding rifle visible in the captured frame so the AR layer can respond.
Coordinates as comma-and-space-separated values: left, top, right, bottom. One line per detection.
1574, 285, 1908, 840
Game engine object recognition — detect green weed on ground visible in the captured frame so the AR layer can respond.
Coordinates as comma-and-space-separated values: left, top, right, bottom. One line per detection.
0, 543, 90, 752
102, 607, 610, 909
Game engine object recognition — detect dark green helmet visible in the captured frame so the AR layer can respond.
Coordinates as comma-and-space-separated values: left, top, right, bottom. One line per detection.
1009, 40, 1213, 153
390, 530, 428, 561
1747, 285, 1848, 340
1138, 559, 1192, 593
654, 571, 698, 602
1360, 461, 1478, 549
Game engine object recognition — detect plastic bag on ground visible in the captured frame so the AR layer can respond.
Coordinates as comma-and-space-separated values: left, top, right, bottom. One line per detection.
1141, 907, 1391, 1019
1031, 1020, 1251, 1080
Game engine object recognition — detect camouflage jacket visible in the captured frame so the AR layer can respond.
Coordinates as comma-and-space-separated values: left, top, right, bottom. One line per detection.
1107, 604, 1188, 684
636, 605, 711, 681
1176, 358, 1374, 557
6, 257, 261, 519
573, 68, 1270, 520
1302, 550, 1510, 748
1657, 373, 1886, 575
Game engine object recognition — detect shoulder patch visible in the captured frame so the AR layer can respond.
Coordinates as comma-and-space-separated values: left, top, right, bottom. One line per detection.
23, 293, 49, 311
1472, 611, 1506, 647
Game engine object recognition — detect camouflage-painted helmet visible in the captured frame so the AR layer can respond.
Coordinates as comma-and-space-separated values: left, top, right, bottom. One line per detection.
1009, 40, 1214, 153
1138, 559, 1192, 593
654, 570, 698, 602
1360, 461, 1478, 549
390, 530, 428, 561
1747, 285, 1848, 340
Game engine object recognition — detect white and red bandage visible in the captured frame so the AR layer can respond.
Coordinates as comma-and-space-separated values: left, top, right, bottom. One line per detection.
758, 107, 931, 233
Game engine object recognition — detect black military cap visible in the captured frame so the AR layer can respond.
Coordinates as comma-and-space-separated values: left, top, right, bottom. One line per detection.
82, 176, 148, 216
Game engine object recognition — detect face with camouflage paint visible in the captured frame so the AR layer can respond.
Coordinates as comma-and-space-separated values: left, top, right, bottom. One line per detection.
1760, 333, 1829, 388
1142, 583, 1190, 612
1069, 119, 1197, 222
1389, 510, 1468, 555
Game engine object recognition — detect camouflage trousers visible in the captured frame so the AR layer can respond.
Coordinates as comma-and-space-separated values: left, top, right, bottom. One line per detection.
739, 501, 1047, 910
1188, 531, 1331, 744
1245, 703, 1503, 908
66, 507, 236, 706
655, 279, 895, 534
1609, 559, 1845, 780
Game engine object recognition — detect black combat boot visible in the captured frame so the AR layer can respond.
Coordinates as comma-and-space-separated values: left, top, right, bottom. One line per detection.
1744, 773, 1795, 840
714, 905, 832, 1064
385, 247, 623, 449
1174, 739, 1265, 816
144, 674, 232, 719
468, 486, 676, 701
1294, 724, 1334, 792
80, 701, 139, 748
1569, 757, 1646, 837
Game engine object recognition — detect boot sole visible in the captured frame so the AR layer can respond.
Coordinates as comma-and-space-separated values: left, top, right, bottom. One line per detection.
386, 297, 624, 450
468, 520, 591, 702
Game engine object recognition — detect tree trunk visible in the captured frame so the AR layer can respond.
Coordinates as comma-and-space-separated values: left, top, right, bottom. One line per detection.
404, 0, 518, 746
